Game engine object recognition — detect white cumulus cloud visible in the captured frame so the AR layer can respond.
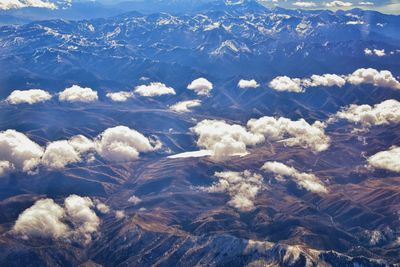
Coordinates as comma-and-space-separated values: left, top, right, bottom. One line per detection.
12, 195, 101, 244
346, 68, 400, 89
247, 116, 330, 152
261, 161, 328, 193
134, 82, 176, 97
269, 68, 400, 93
191, 119, 264, 161
293, 1, 317, 7
12, 198, 68, 240
238, 79, 260, 88
41, 135, 95, 169
64, 195, 100, 244
368, 146, 400, 173
268, 76, 303, 92
200, 170, 264, 212
302, 74, 346, 88
187, 78, 213, 96
6, 89, 52, 105
0, 126, 156, 175
364, 48, 386, 57
333, 99, 400, 127
106, 91, 134, 102
169, 99, 201, 113
95, 126, 156, 162
41, 140, 81, 169
326, 1, 353, 7
0, 130, 44, 175
59, 85, 98, 103
359, 1, 373, 5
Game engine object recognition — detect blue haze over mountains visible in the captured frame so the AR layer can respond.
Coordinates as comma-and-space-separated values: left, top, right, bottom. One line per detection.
0, 0, 400, 266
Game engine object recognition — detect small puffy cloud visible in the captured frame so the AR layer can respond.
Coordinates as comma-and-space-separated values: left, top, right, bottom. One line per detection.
302, 74, 346, 88
293, 1, 317, 7
128, 195, 142, 205
364, 48, 373, 55
238, 79, 260, 88
115, 210, 126, 219
12, 199, 68, 240
134, 82, 176, 97
169, 100, 201, 113
326, 1, 353, 7
359, 1, 374, 5
261, 161, 328, 193
268, 76, 303, 93
0, 130, 44, 175
59, 85, 98, 103
364, 48, 386, 57
334, 99, 400, 127
95, 126, 155, 162
368, 146, 400, 172
12, 195, 100, 244
64, 195, 100, 244
347, 68, 400, 89
0, 0, 57, 10
373, 49, 386, 57
201, 170, 263, 212
191, 120, 264, 161
247, 116, 330, 152
187, 78, 213, 96
106, 91, 133, 102
95, 202, 110, 214
6, 89, 52, 105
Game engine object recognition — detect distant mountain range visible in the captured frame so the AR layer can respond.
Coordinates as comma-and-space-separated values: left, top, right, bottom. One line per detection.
0, 0, 399, 95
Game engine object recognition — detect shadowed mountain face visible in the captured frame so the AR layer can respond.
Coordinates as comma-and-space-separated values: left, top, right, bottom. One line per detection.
0, 1, 400, 266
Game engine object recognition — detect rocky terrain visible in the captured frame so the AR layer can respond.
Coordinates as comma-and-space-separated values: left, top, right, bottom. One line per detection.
0, 0, 399, 266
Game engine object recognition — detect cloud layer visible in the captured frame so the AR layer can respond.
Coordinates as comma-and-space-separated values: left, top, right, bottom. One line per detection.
261, 161, 328, 193
0, 126, 156, 176
247, 116, 330, 152
268, 68, 400, 92
334, 99, 400, 127
190, 116, 329, 161
6, 89, 52, 105
201, 170, 264, 212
